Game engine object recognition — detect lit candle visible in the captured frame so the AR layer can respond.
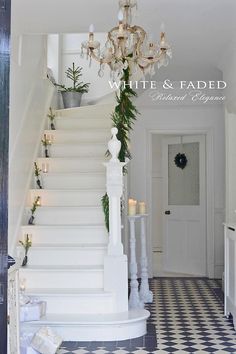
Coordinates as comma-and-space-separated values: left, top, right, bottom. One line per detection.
47, 134, 53, 144
42, 162, 49, 173
24, 233, 32, 243
128, 198, 137, 216
36, 197, 41, 206
139, 201, 146, 215
20, 279, 26, 293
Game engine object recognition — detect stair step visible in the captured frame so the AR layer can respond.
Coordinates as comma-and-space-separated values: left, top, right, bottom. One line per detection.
47, 143, 106, 158
24, 288, 114, 314
24, 206, 104, 225
41, 172, 105, 189
29, 189, 105, 206
21, 225, 108, 244
44, 129, 110, 143
55, 116, 111, 129
21, 310, 150, 341
19, 243, 107, 266
55, 104, 113, 119
36, 157, 106, 173
20, 265, 104, 289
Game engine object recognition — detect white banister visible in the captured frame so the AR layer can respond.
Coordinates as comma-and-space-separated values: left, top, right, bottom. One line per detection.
139, 215, 153, 303
103, 128, 129, 312
128, 215, 144, 309
8, 259, 21, 354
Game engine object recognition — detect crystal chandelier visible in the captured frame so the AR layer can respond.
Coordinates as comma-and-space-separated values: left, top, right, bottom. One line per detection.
81, 0, 172, 80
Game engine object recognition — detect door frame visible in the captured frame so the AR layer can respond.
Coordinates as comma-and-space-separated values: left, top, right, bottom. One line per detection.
0, 0, 11, 352
146, 127, 215, 279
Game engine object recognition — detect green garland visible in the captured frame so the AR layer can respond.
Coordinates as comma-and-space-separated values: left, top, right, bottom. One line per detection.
102, 66, 139, 232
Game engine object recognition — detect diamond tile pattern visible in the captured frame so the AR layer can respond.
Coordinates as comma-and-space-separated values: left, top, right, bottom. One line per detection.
57, 278, 236, 354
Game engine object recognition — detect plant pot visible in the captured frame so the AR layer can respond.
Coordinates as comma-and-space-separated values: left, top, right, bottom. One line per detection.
61, 91, 83, 109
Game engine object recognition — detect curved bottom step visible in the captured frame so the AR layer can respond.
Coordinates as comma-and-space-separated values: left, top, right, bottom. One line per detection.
21, 309, 150, 341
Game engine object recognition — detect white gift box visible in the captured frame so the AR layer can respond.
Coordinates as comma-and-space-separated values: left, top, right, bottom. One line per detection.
20, 333, 40, 354
31, 327, 63, 354
20, 301, 47, 322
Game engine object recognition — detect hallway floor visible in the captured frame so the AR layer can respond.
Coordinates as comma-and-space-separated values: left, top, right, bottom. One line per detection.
58, 278, 236, 354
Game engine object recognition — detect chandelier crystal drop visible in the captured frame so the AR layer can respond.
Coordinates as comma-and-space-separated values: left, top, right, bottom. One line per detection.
81, 0, 172, 80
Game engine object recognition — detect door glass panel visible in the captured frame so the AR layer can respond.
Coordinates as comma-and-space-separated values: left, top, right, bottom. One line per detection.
168, 142, 200, 205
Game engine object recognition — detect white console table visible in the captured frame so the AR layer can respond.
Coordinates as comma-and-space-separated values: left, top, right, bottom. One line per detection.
224, 223, 236, 329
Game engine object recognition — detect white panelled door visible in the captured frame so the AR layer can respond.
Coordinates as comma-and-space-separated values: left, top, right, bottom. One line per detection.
162, 135, 206, 276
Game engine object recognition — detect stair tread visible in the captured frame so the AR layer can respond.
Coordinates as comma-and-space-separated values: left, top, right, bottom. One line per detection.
42, 171, 105, 175
22, 224, 105, 228
30, 189, 105, 192
22, 243, 107, 249
21, 310, 150, 325
25, 288, 111, 296
21, 265, 103, 271
37, 157, 106, 160
44, 128, 109, 132
51, 142, 106, 146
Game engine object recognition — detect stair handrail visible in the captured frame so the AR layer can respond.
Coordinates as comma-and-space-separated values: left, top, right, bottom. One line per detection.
8, 259, 21, 354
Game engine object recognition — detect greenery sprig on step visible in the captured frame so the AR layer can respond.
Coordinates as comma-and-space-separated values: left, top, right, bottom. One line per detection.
19, 234, 32, 266
34, 162, 43, 189
102, 66, 139, 232
47, 107, 56, 130
28, 196, 41, 225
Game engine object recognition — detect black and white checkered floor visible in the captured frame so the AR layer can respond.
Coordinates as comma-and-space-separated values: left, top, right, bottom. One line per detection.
58, 278, 236, 354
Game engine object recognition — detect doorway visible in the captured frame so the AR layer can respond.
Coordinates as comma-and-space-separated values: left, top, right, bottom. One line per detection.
149, 131, 213, 278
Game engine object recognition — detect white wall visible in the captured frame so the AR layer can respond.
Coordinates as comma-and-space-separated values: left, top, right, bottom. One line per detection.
9, 34, 55, 254
129, 86, 225, 278
60, 33, 115, 103
219, 37, 236, 224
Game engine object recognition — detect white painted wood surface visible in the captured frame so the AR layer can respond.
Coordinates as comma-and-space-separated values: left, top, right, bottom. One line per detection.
19, 106, 149, 340
128, 215, 144, 310
224, 223, 236, 329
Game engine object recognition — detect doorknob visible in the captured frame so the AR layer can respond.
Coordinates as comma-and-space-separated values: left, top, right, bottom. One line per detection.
165, 210, 171, 215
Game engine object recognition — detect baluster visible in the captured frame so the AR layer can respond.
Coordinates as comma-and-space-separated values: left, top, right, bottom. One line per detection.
128, 215, 144, 309
139, 215, 153, 303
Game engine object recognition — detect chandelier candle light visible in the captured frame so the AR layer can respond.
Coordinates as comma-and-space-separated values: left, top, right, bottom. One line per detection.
81, 0, 172, 80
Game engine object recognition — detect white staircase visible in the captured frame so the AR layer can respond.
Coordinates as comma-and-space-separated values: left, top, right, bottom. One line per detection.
19, 104, 149, 341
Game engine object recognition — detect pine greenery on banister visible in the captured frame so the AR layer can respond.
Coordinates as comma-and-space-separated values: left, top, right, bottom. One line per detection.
102, 66, 139, 232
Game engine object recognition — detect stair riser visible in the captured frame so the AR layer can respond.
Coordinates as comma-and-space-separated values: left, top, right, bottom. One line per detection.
36, 158, 105, 173
20, 270, 103, 289
29, 190, 104, 207
21, 321, 147, 341
45, 144, 106, 158
21, 226, 108, 245
55, 118, 111, 130
42, 174, 105, 189
44, 130, 110, 143
25, 248, 106, 266
24, 207, 104, 225
25, 295, 114, 314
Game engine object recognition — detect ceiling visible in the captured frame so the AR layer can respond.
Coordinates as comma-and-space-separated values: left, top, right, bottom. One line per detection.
12, 0, 236, 71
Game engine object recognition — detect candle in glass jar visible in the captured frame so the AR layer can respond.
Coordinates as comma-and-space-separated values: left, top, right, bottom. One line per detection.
139, 201, 146, 214
24, 233, 32, 243
42, 162, 49, 173
128, 198, 137, 216
36, 197, 41, 206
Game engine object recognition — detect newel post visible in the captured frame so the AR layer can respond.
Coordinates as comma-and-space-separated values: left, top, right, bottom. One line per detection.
103, 128, 128, 312
104, 127, 126, 255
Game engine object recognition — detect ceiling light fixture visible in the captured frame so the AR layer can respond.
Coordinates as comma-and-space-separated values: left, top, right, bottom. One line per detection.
81, 0, 172, 80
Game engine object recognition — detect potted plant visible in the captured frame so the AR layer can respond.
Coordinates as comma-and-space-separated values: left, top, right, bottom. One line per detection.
56, 63, 90, 108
